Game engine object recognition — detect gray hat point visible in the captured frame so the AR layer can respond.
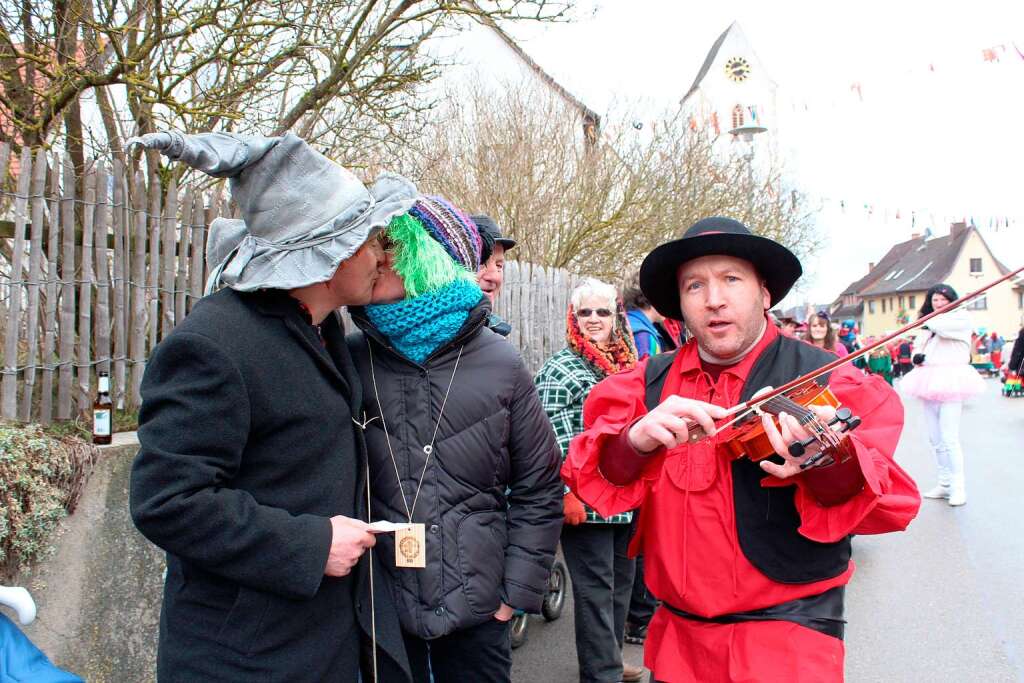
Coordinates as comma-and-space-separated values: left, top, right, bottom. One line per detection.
126, 131, 417, 293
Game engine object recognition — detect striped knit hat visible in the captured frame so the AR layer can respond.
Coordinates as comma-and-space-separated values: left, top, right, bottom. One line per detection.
408, 196, 482, 272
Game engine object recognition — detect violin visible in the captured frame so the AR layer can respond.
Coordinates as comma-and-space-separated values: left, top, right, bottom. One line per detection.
720, 383, 861, 467
680, 383, 862, 468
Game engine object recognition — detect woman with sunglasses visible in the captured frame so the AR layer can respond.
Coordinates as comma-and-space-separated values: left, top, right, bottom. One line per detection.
534, 278, 643, 683
805, 311, 848, 357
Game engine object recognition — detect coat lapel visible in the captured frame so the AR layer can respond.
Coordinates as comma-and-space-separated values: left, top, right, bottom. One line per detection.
248, 290, 350, 394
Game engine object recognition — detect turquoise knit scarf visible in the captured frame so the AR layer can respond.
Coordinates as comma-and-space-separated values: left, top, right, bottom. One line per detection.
365, 279, 482, 363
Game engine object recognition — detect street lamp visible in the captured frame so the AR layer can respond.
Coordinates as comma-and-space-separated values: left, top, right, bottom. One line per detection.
729, 123, 767, 214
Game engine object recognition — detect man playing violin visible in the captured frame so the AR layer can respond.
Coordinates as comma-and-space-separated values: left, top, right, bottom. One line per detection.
562, 217, 921, 682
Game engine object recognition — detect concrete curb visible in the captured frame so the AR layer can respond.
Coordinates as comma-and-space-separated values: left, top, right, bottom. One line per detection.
21, 430, 163, 681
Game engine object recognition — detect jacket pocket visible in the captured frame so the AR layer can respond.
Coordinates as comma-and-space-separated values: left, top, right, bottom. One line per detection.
215, 586, 271, 656
456, 509, 506, 617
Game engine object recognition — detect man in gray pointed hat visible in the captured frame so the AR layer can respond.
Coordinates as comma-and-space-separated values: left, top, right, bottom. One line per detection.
128, 130, 418, 681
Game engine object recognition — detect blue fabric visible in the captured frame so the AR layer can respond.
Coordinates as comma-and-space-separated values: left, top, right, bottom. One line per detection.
0, 613, 83, 682
365, 279, 482, 363
626, 309, 661, 359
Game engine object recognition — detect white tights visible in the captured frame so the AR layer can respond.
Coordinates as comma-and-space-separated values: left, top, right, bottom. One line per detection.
921, 399, 964, 490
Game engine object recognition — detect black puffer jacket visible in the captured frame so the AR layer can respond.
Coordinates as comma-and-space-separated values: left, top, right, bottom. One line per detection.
347, 299, 563, 639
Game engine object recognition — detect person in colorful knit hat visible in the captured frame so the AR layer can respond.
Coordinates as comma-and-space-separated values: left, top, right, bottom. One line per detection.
346, 196, 563, 683
534, 278, 645, 683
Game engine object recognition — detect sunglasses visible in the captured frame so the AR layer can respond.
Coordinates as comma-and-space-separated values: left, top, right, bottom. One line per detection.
577, 308, 613, 318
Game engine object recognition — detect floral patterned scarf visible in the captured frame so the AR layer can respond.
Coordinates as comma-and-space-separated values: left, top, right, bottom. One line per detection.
566, 299, 638, 378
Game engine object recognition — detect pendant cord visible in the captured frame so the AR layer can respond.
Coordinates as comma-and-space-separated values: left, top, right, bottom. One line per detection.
366, 455, 378, 683
367, 340, 464, 522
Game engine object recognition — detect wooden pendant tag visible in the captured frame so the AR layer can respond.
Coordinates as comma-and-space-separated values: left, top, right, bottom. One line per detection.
395, 524, 426, 569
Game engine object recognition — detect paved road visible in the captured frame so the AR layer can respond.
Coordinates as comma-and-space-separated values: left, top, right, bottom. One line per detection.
512, 378, 1024, 682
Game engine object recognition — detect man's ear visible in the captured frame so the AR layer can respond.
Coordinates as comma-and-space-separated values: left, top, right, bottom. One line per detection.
761, 281, 771, 311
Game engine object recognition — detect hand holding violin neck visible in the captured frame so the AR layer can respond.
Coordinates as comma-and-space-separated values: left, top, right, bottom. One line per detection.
627, 396, 729, 454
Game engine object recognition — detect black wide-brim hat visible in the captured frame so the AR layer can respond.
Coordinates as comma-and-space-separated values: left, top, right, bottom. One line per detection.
639, 216, 802, 320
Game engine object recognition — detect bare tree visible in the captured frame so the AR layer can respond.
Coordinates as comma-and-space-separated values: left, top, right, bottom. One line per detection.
0, 0, 569, 165
404, 80, 820, 281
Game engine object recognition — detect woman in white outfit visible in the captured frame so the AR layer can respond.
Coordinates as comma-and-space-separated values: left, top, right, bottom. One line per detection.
900, 283, 984, 506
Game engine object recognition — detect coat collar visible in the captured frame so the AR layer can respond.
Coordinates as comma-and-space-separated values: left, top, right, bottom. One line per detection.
243, 289, 352, 395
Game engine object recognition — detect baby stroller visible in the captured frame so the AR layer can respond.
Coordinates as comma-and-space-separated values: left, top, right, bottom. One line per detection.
509, 558, 568, 649
0, 585, 83, 682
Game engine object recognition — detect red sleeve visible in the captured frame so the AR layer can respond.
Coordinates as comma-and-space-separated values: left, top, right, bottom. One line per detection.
561, 360, 665, 519
762, 364, 921, 542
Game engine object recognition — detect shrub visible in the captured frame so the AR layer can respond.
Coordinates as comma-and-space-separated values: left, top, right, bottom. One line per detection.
0, 423, 97, 580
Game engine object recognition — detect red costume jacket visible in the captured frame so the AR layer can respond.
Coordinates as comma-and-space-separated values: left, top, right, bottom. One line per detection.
562, 322, 921, 682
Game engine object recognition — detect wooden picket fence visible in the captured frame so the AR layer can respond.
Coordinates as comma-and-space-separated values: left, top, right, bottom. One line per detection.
0, 143, 222, 423
0, 142, 587, 424
492, 260, 582, 373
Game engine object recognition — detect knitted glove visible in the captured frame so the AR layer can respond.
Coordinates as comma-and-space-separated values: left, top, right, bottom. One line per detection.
563, 491, 587, 525
913, 353, 926, 366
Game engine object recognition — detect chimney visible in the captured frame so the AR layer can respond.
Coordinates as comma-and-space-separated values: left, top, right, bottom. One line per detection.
950, 221, 967, 238
910, 232, 921, 239
868, 262, 875, 273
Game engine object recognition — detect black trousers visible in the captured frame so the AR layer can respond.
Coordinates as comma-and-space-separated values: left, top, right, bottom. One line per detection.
561, 522, 636, 683
402, 618, 511, 683
627, 553, 657, 627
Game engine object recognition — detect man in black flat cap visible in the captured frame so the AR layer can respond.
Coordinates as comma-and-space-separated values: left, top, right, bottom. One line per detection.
472, 214, 515, 337
562, 217, 920, 681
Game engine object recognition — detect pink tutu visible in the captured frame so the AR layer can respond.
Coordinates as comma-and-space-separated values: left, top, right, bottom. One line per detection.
899, 363, 985, 402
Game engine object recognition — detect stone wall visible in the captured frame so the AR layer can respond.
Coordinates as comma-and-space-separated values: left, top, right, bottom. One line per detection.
20, 432, 163, 682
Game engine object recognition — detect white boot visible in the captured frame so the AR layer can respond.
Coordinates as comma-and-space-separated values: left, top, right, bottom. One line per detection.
948, 448, 966, 506
948, 474, 966, 507
922, 468, 951, 499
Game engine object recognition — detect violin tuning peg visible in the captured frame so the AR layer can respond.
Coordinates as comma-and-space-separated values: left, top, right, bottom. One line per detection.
788, 434, 818, 458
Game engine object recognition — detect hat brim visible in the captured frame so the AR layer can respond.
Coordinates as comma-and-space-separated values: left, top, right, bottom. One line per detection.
639, 232, 802, 320
494, 237, 517, 251
221, 172, 418, 291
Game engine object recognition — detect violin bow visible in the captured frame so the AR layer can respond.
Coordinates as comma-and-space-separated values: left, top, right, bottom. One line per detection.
710, 264, 1024, 431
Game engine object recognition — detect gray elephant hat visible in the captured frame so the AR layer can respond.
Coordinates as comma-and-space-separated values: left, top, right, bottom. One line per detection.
126, 130, 417, 293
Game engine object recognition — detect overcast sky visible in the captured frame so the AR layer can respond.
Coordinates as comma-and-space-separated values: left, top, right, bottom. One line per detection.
494, 0, 1024, 304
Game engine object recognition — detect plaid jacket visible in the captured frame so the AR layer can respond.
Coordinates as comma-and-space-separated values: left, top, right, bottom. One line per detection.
534, 348, 632, 524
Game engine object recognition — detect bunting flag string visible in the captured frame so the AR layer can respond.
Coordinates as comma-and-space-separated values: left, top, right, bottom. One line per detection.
816, 195, 1020, 234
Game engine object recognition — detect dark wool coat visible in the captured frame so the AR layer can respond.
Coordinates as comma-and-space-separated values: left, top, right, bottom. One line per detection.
347, 300, 564, 640
130, 288, 410, 682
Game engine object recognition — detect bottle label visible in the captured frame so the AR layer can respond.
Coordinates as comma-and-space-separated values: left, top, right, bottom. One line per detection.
93, 409, 111, 437
98, 376, 110, 393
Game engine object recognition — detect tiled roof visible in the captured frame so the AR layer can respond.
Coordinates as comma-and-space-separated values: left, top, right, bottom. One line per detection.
680, 23, 732, 105
863, 228, 958, 296
832, 302, 864, 319
838, 239, 917, 296
851, 225, 1009, 297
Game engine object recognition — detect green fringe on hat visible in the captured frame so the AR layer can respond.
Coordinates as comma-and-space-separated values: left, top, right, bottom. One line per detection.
387, 213, 476, 298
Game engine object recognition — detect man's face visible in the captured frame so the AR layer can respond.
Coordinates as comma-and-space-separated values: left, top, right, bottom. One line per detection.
677, 254, 770, 358
477, 244, 505, 303
326, 236, 386, 307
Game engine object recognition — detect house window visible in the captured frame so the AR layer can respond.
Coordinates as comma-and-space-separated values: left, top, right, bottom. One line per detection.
966, 295, 987, 310
881, 299, 887, 314
898, 295, 904, 309
868, 300, 876, 314
1018, 291, 1023, 309
970, 258, 982, 274
731, 105, 744, 130
909, 295, 916, 309
889, 297, 894, 310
